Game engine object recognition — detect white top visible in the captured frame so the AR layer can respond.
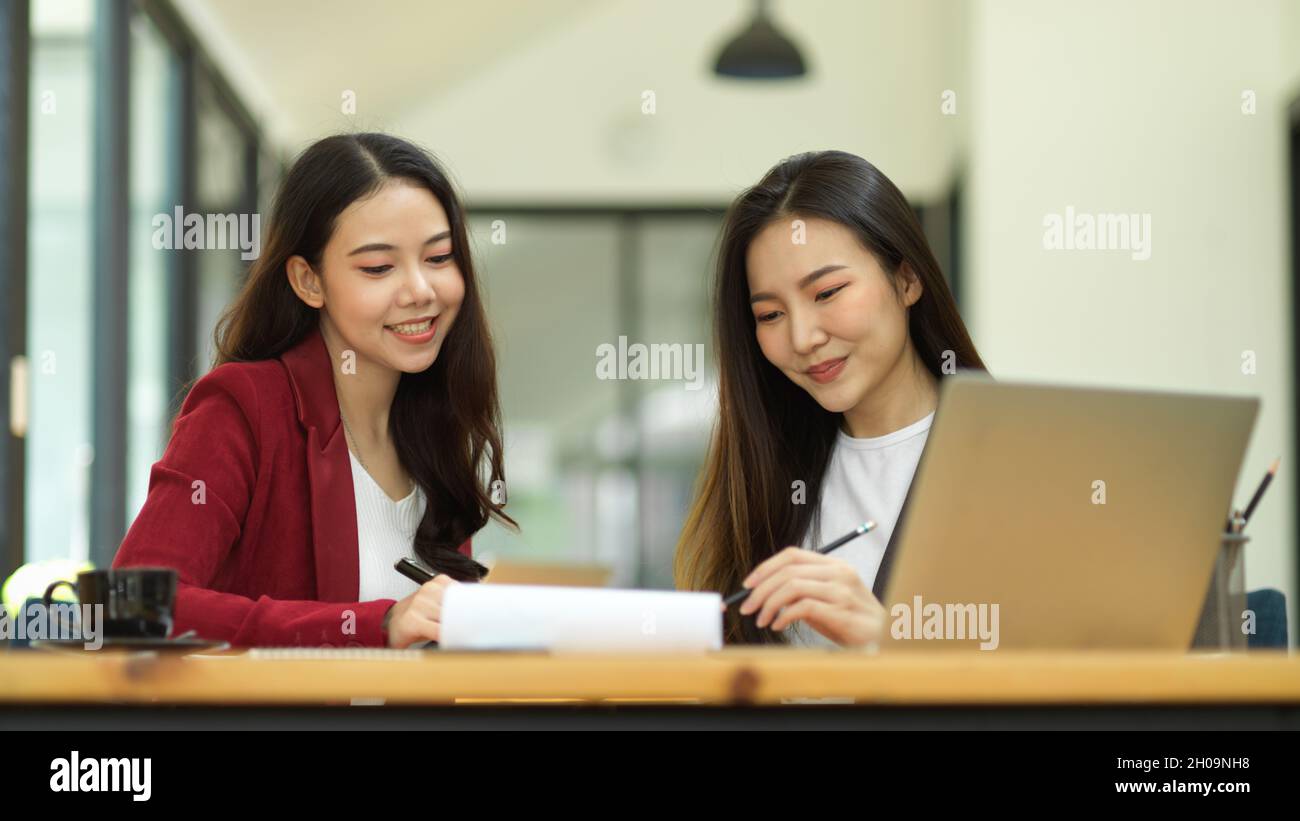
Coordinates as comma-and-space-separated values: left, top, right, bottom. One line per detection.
350, 449, 427, 602
785, 411, 934, 647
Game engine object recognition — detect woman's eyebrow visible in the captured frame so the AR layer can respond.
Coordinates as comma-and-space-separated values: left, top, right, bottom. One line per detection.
749, 264, 847, 304
347, 230, 452, 256
798, 264, 847, 288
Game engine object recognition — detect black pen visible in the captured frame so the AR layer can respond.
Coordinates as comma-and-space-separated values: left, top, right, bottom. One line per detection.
1224, 457, 1279, 532
394, 557, 438, 585
1242, 457, 1280, 524
722, 521, 877, 608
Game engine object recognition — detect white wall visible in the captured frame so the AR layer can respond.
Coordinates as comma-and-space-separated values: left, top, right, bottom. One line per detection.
964, 0, 1299, 640
390, 0, 961, 204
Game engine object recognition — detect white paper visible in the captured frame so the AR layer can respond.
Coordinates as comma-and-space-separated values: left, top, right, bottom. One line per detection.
440, 584, 722, 652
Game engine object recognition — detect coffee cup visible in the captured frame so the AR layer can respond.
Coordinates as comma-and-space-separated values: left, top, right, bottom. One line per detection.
42, 567, 178, 640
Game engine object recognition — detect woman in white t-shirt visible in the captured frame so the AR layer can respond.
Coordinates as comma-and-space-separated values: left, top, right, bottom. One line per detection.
675, 150, 989, 647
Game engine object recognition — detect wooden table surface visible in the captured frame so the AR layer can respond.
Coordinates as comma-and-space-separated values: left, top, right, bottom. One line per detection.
3, 647, 1299, 706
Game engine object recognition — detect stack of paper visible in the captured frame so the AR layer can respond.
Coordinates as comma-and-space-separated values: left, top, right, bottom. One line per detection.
440, 584, 722, 652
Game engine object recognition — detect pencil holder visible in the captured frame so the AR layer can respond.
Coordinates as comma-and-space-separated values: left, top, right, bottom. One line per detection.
1190, 531, 1248, 651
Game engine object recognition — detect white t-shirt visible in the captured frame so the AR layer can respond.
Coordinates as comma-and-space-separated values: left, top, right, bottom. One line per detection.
784, 410, 934, 647
351, 450, 428, 603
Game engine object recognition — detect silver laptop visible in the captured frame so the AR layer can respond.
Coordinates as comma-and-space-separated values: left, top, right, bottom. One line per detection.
880, 373, 1258, 651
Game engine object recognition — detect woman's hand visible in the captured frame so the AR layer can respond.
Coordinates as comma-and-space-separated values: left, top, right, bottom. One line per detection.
385, 575, 458, 648
736, 546, 886, 647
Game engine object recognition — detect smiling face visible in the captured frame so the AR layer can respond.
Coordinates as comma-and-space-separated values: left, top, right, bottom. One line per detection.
746, 215, 923, 419
287, 178, 464, 375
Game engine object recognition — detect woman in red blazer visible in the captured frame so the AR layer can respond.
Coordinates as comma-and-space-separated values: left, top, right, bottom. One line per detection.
114, 133, 514, 648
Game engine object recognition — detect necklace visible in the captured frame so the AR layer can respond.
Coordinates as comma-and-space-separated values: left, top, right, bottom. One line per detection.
338, 406, 368, 473
339, 406, 415, 499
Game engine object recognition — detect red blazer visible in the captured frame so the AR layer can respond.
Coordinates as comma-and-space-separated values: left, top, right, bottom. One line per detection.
113, 325, 472, 647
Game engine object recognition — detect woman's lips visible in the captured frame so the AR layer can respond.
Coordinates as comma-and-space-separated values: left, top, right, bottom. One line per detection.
806, 356, 847, 384
385, 316, 437, 344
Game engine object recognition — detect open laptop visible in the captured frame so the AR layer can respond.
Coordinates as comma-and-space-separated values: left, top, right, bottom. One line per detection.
880, 373, 1258, 651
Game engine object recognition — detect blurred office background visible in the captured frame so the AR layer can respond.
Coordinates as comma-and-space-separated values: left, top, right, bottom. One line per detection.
1, 0, 1297, 640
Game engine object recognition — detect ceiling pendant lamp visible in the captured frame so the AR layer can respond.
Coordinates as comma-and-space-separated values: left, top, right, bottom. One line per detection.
713, 0, 808, 80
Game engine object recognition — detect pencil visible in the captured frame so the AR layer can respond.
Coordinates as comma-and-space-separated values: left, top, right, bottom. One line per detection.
722, 520, 877, 608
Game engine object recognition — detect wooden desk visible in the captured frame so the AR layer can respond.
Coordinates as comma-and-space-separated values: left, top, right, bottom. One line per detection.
4, 648, 1299, 729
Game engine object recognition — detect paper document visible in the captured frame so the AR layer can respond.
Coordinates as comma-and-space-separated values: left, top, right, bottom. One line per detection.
440, 584, 723, 652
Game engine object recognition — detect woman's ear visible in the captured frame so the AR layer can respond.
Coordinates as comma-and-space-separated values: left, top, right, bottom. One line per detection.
899, 261, 924, 308
286, 255, 325, 309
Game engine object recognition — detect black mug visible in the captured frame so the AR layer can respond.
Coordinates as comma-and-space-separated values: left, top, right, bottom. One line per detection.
42, 567, 178, 640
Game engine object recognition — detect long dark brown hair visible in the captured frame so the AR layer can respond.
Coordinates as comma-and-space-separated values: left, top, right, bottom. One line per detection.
675, 150, 987, 643
211, 132, 513, 581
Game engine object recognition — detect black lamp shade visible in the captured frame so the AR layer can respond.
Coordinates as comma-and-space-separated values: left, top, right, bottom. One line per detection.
713, 12, 807, 79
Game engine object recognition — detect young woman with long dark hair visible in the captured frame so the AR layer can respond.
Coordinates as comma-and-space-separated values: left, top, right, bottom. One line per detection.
676, 150, 987, 647
114, 133, 513, 648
